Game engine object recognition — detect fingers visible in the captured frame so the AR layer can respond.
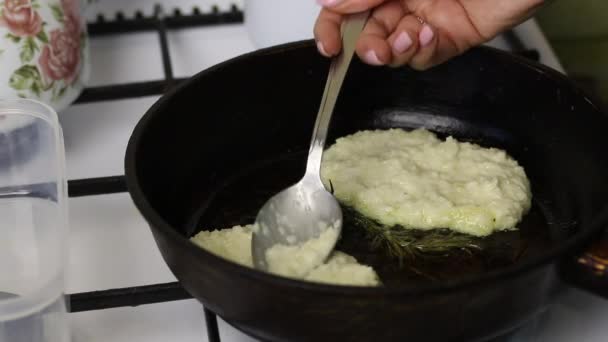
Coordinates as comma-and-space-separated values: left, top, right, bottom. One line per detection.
384, 17, 462, 70
314, 0, 463, 70
314, 9, 343, 57
355, 1, 405, 65
410, 21, 466, 70
409, 23, 439, 70
386, 15, 421, 67
317, 0, 388, 13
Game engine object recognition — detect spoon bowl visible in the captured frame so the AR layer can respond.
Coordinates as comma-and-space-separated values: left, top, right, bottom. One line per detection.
252, 174, 342, 271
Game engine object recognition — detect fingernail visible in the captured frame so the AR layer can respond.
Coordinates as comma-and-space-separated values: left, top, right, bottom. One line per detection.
392, 32, 413, 54
316, 0, 342, 7
419, 24, 434, 47
364, 50, 383, 65
317, 41, 330, 57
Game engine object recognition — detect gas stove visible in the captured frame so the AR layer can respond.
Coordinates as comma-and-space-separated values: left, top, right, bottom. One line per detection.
62, 1, 607, 341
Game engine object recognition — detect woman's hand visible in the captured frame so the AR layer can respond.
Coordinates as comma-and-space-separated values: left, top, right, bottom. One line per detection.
314, 0, 545, 70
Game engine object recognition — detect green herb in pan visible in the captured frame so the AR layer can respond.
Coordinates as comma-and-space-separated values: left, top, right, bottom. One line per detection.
341, 205, 484, 262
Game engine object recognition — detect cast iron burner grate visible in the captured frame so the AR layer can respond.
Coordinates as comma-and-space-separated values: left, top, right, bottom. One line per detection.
65, 4, 541, 341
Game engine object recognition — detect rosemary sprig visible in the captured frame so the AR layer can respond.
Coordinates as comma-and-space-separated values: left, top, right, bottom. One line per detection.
342, 205, 484, 262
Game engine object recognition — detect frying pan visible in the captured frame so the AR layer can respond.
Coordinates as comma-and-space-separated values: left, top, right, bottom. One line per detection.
124, 41, 608, 342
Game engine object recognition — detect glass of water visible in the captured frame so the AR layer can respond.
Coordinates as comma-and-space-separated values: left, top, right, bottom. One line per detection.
0, 99, 68, 342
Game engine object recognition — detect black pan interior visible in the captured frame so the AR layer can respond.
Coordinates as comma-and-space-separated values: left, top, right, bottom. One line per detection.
133, 42, 608, 288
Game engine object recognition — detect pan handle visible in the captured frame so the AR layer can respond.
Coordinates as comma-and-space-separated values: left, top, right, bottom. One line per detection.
560, 228, 608, 299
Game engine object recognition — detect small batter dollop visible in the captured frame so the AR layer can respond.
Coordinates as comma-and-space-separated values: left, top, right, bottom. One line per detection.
191, 225, 380, 286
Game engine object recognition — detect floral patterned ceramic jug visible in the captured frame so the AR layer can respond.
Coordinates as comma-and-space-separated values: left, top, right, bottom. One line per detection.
0, 0, 90, 112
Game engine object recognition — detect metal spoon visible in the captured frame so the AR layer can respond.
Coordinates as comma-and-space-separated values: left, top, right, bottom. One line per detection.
252, 11, 371, 271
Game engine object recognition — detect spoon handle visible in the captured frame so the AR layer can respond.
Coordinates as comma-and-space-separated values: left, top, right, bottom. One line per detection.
306, 11, 370, 176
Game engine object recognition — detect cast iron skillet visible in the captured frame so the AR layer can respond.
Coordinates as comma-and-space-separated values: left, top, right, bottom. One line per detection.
125, 41, 608, 342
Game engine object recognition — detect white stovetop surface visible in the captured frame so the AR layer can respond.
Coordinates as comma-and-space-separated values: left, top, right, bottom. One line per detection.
61, 1, 605, 341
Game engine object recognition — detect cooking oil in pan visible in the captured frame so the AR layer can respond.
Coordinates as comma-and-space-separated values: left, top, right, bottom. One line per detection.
193, 150, 556, 287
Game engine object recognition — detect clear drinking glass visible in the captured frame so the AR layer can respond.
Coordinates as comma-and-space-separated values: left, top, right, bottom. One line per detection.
0, 99, 69, 342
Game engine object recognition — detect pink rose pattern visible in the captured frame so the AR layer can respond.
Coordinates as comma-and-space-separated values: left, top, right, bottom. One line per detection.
38, 0, 82, 85
60, 0, 79, 21
0, 0, 42, 37
38, 27, 80, 84
1, 0, 85, 100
